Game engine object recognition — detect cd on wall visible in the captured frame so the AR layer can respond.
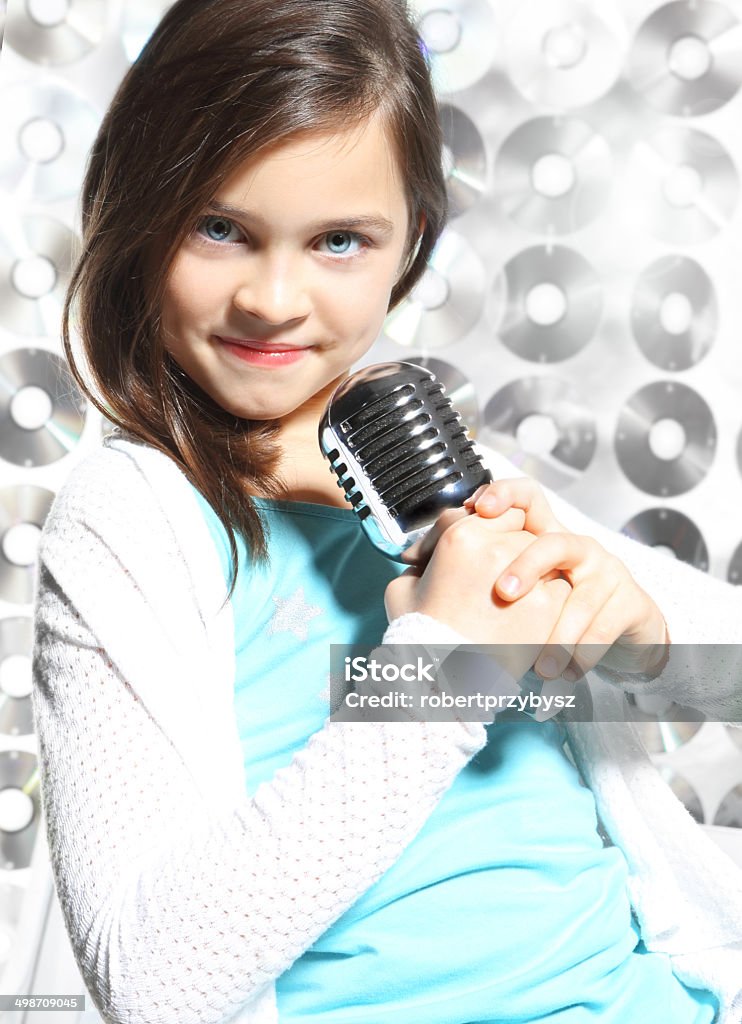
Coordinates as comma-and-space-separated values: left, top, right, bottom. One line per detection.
0, 617, 34, 738
383, 230, 486, 350
714, 784, 742, 829
627, 126, 738, 244
503, 0, 625, 109
621, 507, 708, 570
488, 244, 602, 363
628, 0, 742, 117
5, 0, 106, 66
439, 104, 488, 220
0, 348, 87, 467
494, 116, 613, 235
481, 375, 597, 491
0, 485, 55, 605
405, 354, 481, 436
727, 539, 742, 585
0, 82, 100, 202
0, 750, 40, 870
412, 0, 497, 94
630, 255, 717, 371
0, 214, 79, 337
614, 381, 716, 497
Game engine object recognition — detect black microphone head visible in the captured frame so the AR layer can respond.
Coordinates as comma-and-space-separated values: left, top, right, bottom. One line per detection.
318, 361, 492, 560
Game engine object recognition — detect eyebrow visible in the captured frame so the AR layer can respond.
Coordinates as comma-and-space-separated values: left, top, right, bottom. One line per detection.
205, 200, 396, 240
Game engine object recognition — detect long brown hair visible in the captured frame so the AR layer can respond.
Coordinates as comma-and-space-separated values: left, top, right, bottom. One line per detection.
63, 0, 448, 601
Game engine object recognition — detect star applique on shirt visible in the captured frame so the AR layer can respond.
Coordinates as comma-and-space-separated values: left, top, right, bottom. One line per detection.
268, 586, 323, 641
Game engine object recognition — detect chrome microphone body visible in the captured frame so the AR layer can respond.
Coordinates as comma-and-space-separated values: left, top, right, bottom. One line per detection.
318, 361, 492, 561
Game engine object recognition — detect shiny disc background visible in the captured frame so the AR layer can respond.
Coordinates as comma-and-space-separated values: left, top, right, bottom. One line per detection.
440, 104, 488, 220
504, 0, 625, 109
383, 230, 486, 350
630, 255, 717, 371
0, 348, 86, 467
0, 750, 40, 871
494, 117, 613, 235
489, 244, 602, 363
629, 0, 742, 117
0, 215, 79, 336
5, 0, 106, 66
412, 0, 497, 94
0, 81, 99, 201
621, 507, 709, 570
0, 617, 34, 738
0, 485, 55, 605
481, 375, 597, 490
614, 381, 716, 496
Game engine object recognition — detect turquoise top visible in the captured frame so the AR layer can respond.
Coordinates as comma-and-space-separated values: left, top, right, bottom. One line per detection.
192, 488, 719, 1023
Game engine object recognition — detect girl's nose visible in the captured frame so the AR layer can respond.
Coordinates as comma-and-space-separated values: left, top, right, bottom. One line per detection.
232, 252, 311, 325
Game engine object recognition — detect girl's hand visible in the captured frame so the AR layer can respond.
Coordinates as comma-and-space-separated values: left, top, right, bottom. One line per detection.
386, 515, 571, 682
459, 478, 670, 682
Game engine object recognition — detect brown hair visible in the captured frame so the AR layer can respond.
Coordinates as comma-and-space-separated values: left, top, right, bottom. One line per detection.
62, 0, 448, 601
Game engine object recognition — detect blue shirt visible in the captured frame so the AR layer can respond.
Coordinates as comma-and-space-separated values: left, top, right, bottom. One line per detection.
192, 489, 719, 1024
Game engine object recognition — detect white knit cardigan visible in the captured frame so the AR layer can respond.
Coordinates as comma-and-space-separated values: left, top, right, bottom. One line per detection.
31, 433, 742, 1024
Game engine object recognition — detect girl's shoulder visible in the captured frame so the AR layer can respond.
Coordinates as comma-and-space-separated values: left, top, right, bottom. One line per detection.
42, 431, 185, 538
38, 430, 229, 632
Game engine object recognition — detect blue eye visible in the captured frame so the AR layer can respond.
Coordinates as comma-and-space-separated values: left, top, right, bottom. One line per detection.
320, 231, 362, 257
198, 216, 243, 244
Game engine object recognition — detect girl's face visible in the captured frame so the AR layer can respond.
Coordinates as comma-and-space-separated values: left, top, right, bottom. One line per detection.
161, 111, 414, 433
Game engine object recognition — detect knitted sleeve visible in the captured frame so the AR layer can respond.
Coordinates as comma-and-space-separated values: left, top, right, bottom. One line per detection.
31, 458, 486, 1024
478, 443, 742, 724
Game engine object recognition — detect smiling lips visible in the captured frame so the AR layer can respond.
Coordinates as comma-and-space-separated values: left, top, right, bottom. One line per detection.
218, 336, 310, 352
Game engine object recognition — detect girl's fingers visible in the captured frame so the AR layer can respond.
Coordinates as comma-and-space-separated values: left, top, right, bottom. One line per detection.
400, 505, 526, 566
533, 577, 617, 680
495, 533, 614, 601
464, 478, 564, 536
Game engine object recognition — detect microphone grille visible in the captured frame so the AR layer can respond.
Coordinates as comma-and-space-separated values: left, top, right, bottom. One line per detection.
319, 361, 492, 558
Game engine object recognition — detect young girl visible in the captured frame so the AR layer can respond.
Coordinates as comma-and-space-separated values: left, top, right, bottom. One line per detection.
31, 1, 742, 1022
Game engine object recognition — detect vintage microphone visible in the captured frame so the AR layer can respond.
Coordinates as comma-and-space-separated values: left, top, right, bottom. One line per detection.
318, 361, 492, 562
318, 361, 571, 722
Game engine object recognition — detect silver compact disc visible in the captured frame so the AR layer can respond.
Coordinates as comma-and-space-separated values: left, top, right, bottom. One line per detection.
0, 348, 87, 467
440, 104, 488, 220
628, 1, 742, 117
626, 126, 738, 244
631, 255, 717, 371
0, 81, 100, 202
494, 116, 613, 235
481, 375, 597, 491
727, 539, 742, 585
714, 784, 742, 828
412, 0, 497, 93
0, 214, 79, 337
614, 381, 716, 497
504, 0, 625, 109
0, 750, 40, 870
0, 617, 34, 738
0, 485, 55, 605
384, 229, 486, 350
622, 507, 708, 570
404, 354, 480, 436
489, 244, 602, 363
121, 0, 174, 62
5, 0, 106, 66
